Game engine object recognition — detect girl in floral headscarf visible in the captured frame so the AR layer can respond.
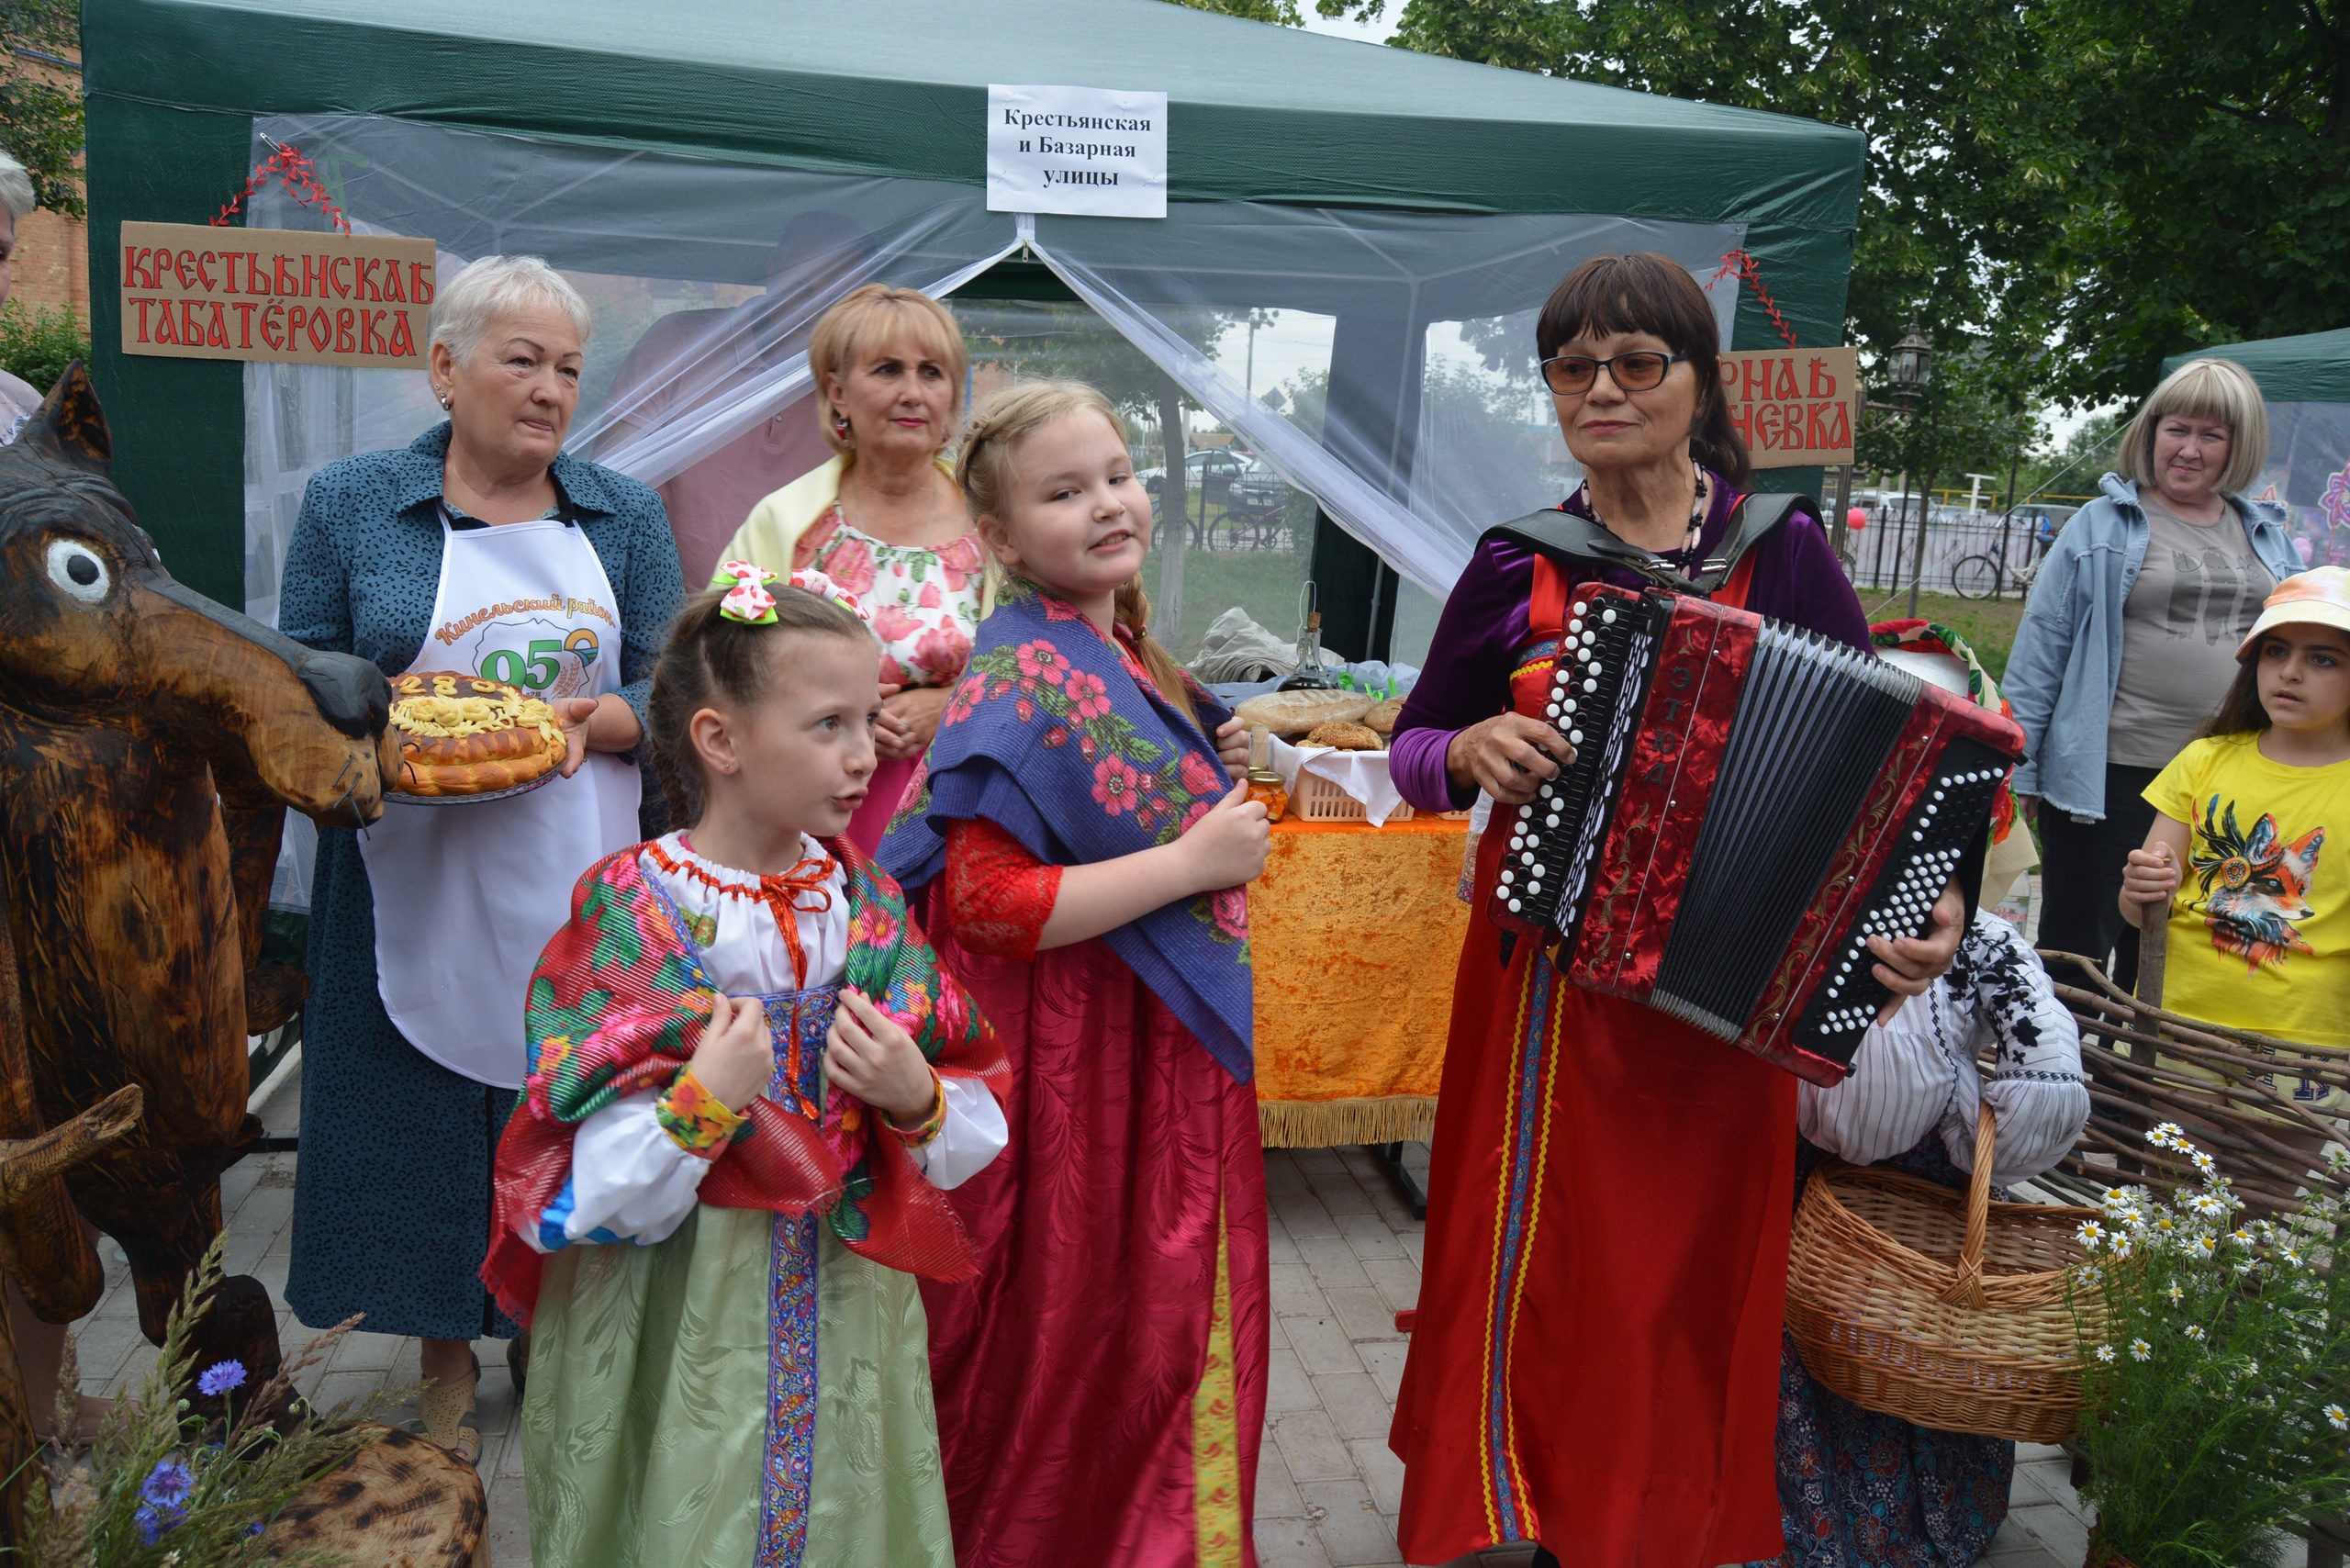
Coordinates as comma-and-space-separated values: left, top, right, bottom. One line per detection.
486, 571, 1009, 1568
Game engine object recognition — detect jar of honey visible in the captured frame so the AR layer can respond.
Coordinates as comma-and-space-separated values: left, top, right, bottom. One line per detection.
1243, 728, 1289, 820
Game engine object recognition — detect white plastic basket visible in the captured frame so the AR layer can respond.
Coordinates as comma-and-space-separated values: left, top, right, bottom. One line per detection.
1292, 768, 1414, 823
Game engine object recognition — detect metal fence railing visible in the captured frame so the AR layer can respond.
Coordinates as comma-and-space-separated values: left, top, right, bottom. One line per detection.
1843, 499, 2081, 599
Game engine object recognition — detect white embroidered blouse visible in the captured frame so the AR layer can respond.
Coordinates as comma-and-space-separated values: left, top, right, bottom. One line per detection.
1799, 910, 2089, 1188
521, 832, 1006, 1252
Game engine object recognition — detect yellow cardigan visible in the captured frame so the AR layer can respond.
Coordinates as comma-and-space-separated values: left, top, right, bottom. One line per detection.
719, 453, 1002, 616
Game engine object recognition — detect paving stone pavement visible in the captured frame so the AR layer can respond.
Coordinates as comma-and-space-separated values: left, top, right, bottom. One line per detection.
72, 1063, 2123, 1568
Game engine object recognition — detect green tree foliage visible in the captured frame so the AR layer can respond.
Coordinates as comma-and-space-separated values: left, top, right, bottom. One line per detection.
1358, 0, 2059, 375
1170, 0, 1306, 22
1327, 0, 2350, 408
0, 296, 85, 392
2028, 0, 2350, 401
0, 0, 84, 218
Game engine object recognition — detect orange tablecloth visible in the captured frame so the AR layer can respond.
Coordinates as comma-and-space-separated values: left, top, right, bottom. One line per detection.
1248, 814, 1471, 1147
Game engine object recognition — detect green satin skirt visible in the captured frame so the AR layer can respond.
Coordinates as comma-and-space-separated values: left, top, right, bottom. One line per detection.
520, 1205, 955, 1568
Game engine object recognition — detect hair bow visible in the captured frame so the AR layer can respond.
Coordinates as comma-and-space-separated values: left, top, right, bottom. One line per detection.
789, 567, 874, 626
711, 559, 778, 624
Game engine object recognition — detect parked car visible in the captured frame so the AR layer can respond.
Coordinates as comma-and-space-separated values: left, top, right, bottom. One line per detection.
1139, 449, 1282, 513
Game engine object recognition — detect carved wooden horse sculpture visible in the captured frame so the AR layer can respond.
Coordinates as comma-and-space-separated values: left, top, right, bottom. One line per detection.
0, 366, 391, 1394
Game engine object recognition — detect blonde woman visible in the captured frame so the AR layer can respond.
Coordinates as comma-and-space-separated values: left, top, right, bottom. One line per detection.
2006, 357, 2300, 991
720, 284, 999, 850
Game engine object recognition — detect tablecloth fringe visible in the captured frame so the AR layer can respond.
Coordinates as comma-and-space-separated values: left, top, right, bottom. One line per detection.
1258, 1095, 1437, 1149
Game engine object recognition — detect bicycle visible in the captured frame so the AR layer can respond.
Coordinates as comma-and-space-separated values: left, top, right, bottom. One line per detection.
1951, 549, 2042, 601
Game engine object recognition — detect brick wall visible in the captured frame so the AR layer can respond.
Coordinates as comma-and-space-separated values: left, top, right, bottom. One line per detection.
6, 46, 87, 320
14, 203, 87, 318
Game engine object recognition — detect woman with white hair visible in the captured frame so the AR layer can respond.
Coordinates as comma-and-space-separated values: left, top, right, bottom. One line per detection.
2006, 357, 2300, 990
277, 255, 683, 1461
0, 149, 47, 438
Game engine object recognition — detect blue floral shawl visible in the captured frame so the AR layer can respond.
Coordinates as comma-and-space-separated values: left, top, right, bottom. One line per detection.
880, 577, 1253, 1081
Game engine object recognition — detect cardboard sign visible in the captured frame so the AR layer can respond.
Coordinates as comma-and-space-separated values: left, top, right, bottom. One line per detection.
987, 84, 1169, 218
1720, 346, 1859, 469
119, 222, 435, 367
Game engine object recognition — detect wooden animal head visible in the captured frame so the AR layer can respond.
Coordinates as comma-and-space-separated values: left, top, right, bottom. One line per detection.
0, 364, 390, 824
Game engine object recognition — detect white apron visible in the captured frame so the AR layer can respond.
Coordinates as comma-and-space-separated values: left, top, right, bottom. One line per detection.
360, 512, 641, 1088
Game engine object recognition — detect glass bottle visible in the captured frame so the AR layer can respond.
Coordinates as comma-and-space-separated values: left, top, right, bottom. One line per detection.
1244, 727, 1289, 821
1279, 609, 1336, 690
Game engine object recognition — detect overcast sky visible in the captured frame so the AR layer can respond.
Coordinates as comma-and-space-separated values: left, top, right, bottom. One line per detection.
1300, 8, 1401, 45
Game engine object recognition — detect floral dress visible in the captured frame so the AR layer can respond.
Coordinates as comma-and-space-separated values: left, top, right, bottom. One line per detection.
794, 504, 985, 689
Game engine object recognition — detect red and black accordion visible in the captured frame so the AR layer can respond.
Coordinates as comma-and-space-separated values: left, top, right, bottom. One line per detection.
1491, 583, 2025, 1086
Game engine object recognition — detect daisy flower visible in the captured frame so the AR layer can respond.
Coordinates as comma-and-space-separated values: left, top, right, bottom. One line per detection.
2076, 1220, 2107, 1249
2129, 1338, 2152, 1361
2166, 1281, 2185, 1304
2094, 1344, 2117, 1363
2185, 1324, 2207, 1341
2327, 1405, 2348, 1432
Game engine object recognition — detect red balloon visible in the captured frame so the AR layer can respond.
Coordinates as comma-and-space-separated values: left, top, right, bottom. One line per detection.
1846, 506, 1868, 532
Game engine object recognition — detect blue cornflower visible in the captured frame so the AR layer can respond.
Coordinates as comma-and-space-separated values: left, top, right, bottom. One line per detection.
134, 1499, 184, 1544
197, 1360, 248, 1397
140, 1458, 194, 1506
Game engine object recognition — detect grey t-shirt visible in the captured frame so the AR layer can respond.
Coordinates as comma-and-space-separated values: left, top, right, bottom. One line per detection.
2106, 493, 2274, 767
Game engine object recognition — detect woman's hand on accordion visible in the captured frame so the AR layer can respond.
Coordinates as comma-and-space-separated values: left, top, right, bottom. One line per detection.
1863, 879, 1966, 1024
1444, 714, 1577, 805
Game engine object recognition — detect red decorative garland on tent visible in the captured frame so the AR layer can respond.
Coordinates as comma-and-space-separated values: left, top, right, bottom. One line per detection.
210, 143, 351, 235
1710, 248, 1799, 349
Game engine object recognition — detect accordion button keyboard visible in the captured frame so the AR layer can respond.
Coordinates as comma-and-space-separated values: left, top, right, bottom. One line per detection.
1791, 738, 2011, 1067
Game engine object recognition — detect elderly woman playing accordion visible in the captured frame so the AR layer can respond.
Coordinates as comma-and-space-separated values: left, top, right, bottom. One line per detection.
1384, 253, 1971, 1568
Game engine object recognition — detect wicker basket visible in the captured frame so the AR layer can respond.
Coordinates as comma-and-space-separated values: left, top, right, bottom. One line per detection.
1291, 767, 1414, 823
1785, 1102, 2104, 1443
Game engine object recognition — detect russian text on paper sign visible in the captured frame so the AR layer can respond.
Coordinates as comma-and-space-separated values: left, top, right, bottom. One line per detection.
987, 84, 1169, 219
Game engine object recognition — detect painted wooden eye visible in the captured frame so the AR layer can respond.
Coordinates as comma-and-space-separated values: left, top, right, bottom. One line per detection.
45, 538, 110, 603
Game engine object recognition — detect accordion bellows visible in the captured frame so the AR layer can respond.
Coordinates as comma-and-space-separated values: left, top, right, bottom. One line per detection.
1492, 584, 2025, 1085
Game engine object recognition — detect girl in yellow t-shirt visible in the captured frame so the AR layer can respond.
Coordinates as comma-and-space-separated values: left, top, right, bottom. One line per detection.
2122, 568, 2350, 1101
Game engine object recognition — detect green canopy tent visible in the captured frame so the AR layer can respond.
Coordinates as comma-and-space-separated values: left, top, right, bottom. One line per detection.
2165, 329, 2350, 566
85, 0, 1863, 665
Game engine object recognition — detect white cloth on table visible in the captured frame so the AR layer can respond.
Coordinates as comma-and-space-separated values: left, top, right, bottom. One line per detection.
1269, 734, 1408, 826
524, 831, 1007, 1250
1799, 909, 2087, 1188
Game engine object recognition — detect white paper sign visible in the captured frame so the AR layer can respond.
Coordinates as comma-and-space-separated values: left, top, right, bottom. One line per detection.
987, 84, 1168, 219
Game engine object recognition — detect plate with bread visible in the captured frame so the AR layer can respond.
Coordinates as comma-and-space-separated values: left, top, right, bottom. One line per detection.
384, 671, 571, 803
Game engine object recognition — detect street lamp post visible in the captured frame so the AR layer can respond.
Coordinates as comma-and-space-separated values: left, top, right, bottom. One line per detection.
1889, 324, 1935, 618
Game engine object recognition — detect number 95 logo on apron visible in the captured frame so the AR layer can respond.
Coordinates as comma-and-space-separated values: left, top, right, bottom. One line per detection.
472, 621, 606, 700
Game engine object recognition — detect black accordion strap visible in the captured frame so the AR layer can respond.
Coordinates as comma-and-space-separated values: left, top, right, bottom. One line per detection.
1487, 492, 1818, 598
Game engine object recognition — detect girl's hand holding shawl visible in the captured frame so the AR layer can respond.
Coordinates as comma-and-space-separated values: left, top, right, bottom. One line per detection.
689, 993, 777, 1114
1214, 714, 1249, 778
1037, 778, 1270, 951
826, 987, 940, 1126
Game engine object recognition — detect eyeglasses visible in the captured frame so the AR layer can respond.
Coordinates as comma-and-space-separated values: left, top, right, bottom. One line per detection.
1539, 351, 1690, 396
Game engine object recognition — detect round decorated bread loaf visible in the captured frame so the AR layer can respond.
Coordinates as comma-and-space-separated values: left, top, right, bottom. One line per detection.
387, 671, 567, 798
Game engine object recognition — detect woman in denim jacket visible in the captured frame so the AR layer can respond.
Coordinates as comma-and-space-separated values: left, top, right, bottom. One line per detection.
2003, 358, 2298, 989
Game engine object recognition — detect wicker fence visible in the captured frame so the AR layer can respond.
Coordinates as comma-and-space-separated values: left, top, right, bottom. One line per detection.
2031, 926, 2349, 1221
